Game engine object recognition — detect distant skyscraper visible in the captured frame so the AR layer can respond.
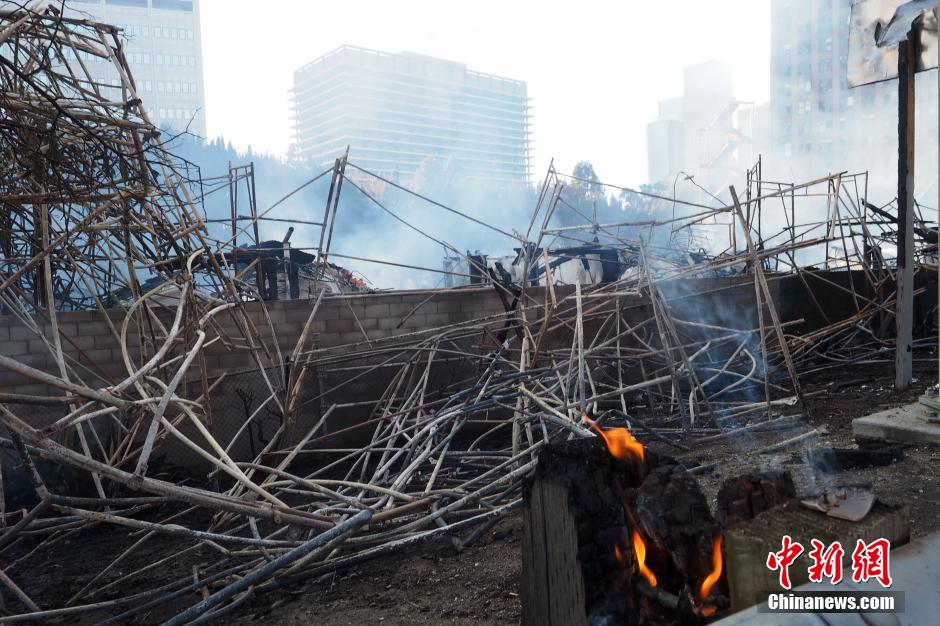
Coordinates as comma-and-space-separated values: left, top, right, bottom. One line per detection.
645, 61, 759, 193
291, 45, 532, 184
63, 0, 207, 137
770, 0, 937, 199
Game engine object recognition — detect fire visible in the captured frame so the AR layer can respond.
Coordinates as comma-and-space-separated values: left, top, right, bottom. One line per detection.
614, 544, 626, 568
632, 530, 658, 587
699, 535, 723, 601
582, 413, 645, 462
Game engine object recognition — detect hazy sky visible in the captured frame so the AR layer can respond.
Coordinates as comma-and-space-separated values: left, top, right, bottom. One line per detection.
200, 0, 771, 186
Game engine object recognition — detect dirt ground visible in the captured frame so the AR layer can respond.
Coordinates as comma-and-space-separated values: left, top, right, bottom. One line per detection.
227, 516, 524, 626
224, 361, 940, 625
4, 363, 938, 624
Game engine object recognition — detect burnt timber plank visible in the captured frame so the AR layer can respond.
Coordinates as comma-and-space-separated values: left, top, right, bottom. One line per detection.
522, 479, 587, 626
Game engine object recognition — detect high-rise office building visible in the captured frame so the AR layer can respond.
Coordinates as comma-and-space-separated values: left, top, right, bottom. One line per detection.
646, 61, 761, 194
63, 0, 207, 137
291, 45, 532, 184
770, 0, 937, 199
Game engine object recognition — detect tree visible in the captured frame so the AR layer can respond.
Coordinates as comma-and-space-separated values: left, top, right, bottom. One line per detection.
571, 161, 604, 201
619, 181, 667, 218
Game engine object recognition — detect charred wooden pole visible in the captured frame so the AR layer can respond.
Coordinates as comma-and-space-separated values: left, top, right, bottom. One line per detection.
895, 31, 916, 390
730, 186, 808, 418
248, 163, 264, 298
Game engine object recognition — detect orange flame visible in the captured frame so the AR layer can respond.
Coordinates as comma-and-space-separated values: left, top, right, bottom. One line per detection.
632, 530, 658, 587
699, 535, 723, 601
614, 544, 626, 568
583, 413, 644, 462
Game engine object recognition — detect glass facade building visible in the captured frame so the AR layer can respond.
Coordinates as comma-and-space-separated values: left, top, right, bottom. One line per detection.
62, 0, 206, 136
291, 45, 532, 184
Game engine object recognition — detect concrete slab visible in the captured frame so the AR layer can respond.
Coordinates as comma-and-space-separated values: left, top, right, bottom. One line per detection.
851, 400, 940, 446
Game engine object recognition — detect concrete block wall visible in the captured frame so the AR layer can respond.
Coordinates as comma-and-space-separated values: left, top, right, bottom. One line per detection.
2, 270, 925, 467
0, 286, 513, 391
0, 272, 882, 405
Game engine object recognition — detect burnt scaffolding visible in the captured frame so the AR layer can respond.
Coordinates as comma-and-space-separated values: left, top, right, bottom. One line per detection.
0, 3, 937, 623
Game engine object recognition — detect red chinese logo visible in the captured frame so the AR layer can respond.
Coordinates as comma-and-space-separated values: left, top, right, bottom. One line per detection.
807, 539, 844, 584
851, 538, 893, 588
767, 537, 893, 589
766, 534, 804, 590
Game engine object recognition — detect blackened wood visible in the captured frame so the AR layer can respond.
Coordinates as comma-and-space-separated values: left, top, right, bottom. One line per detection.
716, 470, 796, 527
895, 32, 916, 389
807, 446, 904, 473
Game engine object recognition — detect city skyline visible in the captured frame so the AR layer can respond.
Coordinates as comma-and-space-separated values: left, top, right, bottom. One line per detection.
77, 0, 934, 202
198, 0, 771, 187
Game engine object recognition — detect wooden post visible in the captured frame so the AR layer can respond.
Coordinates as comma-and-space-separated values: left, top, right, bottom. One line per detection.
895, 33, 916, 390
521, 478, 587, 626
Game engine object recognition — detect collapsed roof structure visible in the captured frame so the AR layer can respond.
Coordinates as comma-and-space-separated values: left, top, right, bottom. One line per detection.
0, 3, 936, 623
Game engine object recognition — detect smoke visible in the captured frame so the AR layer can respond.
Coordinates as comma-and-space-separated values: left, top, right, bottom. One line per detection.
646, 52, 939, 265
168, 136, 540, 289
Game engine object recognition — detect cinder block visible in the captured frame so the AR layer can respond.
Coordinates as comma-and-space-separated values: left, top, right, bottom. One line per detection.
12, 384, 51, 396
339, 331, 370, 345
0, 371, 31, 387
99, 362, 131, 381
64, 335, 97, 351
367, 328, 392, 341
95, 334, 119, 349
378, 317, 401, 331
265, 308, 288, 324
399, 313, 427, 329
50, 322, 77, 337
344, 306, 367, 322
325, 318, 354, 333
28, 338, 53, 354
316, 305, 342, 320
388, 302, 419, 317
276, 334, 300, 351
11, 353, 47, 369
396, 296, 428, 311
0, 341, 29, 357
65, 310, 97, 323
354, 317, 378, 330
316, 333, 342, 348
218, 353, 254, 372
459, 296, 489, 312
435, 299, 462, 314
105, 308, 128, 321
81, 321, 112, 337
449, 311, 477, 324
283, 307, 318, 324
364, 303, 389, 318
80, 349, 112, 365
425, 313, 451, 328
9, 326, 40, 341
111, 348, 135, 367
